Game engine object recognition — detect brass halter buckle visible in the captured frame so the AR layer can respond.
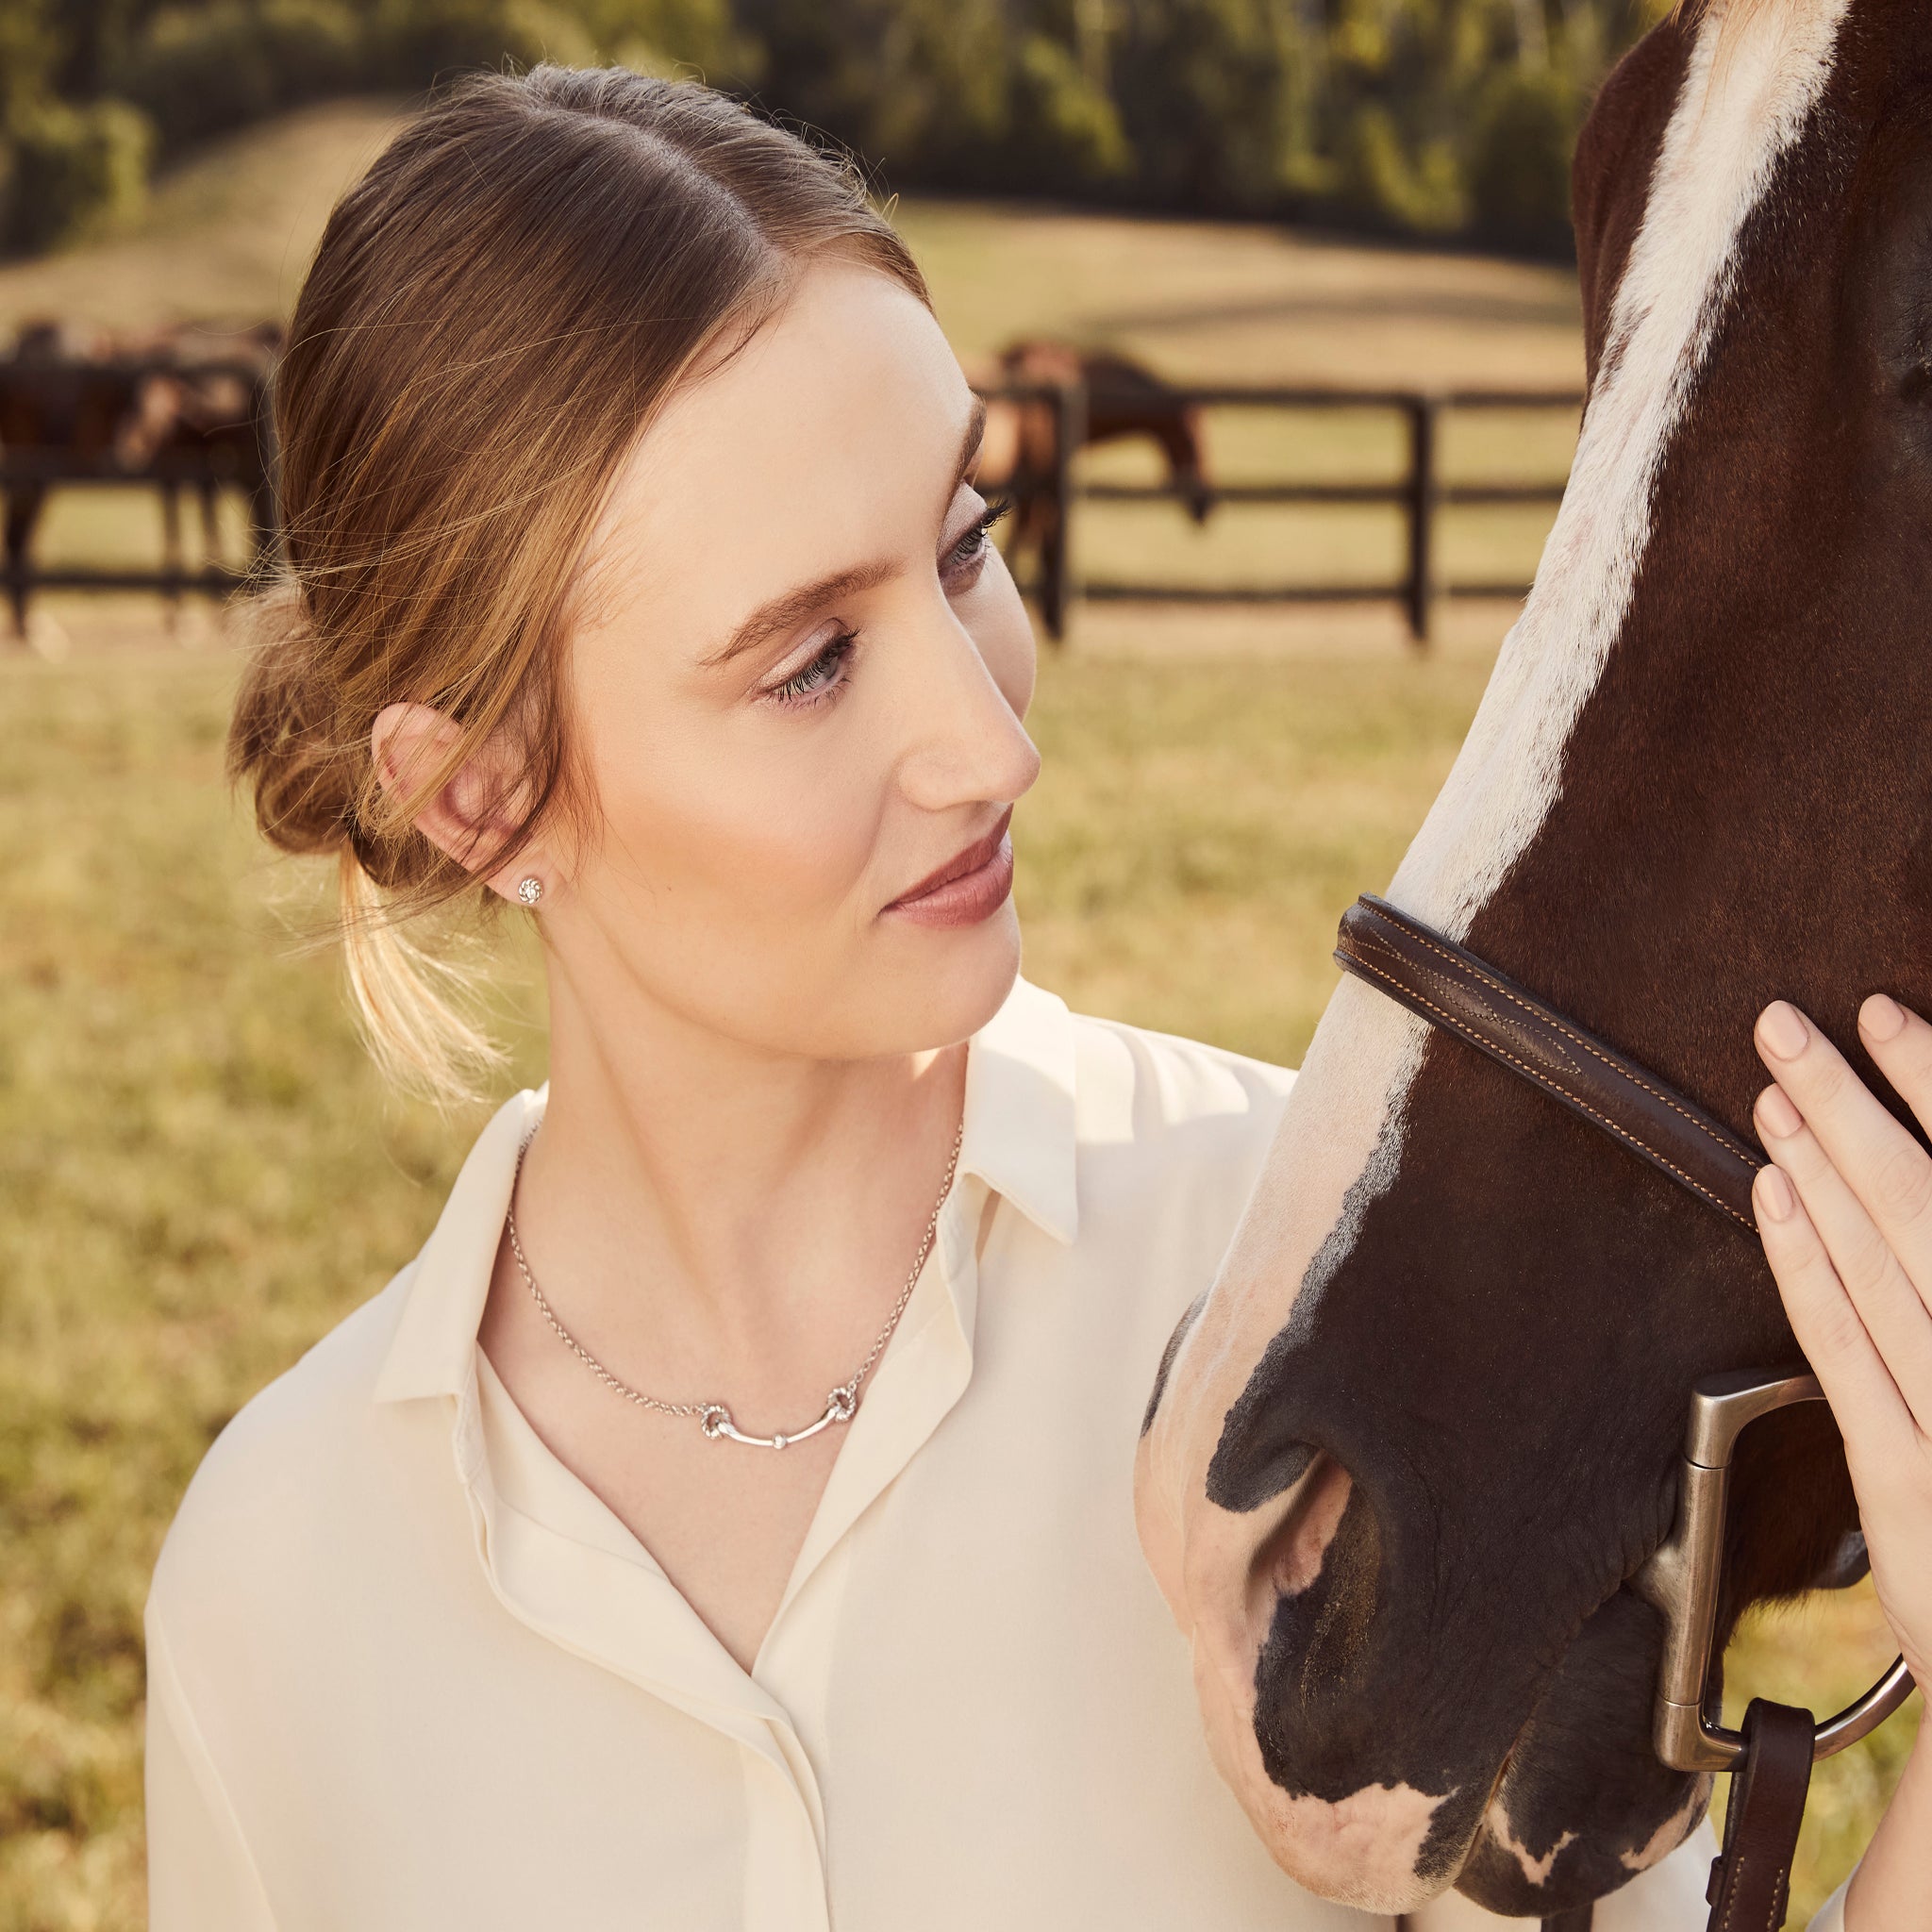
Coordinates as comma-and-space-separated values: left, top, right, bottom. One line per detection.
1634, 1366, 1916, 1773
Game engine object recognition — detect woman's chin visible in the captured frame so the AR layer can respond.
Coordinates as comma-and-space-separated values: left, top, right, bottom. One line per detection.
866, 905, 1024, 1057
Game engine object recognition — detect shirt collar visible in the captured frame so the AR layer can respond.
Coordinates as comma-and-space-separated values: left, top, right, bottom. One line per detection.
373, 975, 1079, 1407
955, 974, 1079, 1248
374, 1083, 542, 1406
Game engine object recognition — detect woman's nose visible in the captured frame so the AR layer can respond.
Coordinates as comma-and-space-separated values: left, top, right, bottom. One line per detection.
894, 603, 1041, 814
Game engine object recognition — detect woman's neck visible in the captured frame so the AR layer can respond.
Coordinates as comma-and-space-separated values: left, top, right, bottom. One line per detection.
510, 964, 971, 1380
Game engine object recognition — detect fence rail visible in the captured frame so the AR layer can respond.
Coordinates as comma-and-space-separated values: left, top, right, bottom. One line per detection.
996, 380, 1583, 647
2, 369, 1581, 649
1, 449, 266, 629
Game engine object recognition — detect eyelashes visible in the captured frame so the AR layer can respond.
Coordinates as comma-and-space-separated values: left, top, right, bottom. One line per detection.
763, 495, 1015, 711
768, 629, 857, 708
945, 496, 1011, 577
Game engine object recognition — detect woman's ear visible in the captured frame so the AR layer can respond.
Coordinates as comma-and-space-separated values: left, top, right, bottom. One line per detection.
369, 702, 551, 906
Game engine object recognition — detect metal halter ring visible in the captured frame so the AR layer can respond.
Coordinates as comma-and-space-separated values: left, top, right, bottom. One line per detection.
1633, 1366, 1917, 1774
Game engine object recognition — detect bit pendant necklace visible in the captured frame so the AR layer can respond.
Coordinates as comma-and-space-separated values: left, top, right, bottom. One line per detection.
505, 1119, 964, 1450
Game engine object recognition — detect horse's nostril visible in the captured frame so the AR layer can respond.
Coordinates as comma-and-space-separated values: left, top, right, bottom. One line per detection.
1245, 1450, 1355, 1629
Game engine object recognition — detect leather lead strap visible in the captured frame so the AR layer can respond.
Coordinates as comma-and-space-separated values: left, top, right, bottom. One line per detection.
1541, 1907, 1594, 1931
1333, 895, 1766, 1231
1706, 1700, 1814, 1931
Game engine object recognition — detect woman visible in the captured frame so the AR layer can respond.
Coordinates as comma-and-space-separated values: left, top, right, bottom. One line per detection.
144, 65, 1928, 1930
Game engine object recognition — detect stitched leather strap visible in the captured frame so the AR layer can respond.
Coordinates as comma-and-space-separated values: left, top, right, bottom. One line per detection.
1334, 895, 1766, 1232
1706, 1700, 1814, 1931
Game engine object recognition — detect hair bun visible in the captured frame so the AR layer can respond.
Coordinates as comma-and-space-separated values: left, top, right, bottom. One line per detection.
228, 577, 366, 862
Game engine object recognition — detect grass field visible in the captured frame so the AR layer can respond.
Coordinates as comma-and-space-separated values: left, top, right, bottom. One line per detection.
0, 100, 1917, 1932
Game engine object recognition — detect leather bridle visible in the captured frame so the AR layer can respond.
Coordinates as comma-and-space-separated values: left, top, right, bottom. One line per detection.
1332, 894, 1916, 1931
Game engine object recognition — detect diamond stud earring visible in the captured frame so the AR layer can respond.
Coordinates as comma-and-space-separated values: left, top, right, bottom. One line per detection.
515, 876, 544, 908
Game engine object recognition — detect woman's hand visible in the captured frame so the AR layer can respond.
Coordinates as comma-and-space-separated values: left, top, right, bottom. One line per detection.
1752, 995, 1932, 1929
1752, 994, 1932, 1688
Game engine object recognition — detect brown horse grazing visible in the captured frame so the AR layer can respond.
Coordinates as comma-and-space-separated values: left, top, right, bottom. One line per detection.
1137, 0, 1923, 1919
974, 340, 1212, 634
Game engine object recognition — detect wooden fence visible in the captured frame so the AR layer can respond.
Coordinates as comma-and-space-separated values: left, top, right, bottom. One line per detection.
1017, 382, 1585, 645
1, 370, 1579, 647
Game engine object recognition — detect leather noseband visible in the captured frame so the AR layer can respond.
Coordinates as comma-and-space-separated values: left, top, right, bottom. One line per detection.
1334, 893, 1763, 1230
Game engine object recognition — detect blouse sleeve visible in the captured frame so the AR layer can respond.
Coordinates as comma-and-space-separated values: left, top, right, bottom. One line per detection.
144, 1605, 278, 1932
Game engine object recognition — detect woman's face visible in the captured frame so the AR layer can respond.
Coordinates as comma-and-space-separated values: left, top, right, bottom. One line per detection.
547, 260, 1041, 1063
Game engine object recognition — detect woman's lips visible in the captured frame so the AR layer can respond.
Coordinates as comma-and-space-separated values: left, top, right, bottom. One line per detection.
882, 808, 1015, 929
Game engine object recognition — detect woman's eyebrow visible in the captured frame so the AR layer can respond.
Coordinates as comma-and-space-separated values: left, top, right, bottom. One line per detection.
702, 397, 991, 671
702, 559, 896, 668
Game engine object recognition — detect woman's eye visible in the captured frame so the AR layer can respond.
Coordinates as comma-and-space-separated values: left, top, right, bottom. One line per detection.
942, 497, 1011, 582
766, 629, 857, 708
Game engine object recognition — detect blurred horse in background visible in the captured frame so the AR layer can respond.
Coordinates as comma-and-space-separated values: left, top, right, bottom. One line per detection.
138, 322, 282, 606
973, 340, 1213, 632
0, 320, 279, 642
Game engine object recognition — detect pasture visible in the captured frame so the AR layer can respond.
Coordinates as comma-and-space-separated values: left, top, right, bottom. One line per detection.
0, 100, 1915, 1932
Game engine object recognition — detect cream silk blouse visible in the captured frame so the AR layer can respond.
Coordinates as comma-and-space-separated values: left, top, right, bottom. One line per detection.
146, 977, 1735, 1931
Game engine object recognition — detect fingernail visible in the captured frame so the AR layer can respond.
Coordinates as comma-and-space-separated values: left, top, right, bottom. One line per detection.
1861, 994, 1906, 1042
1757, 1084, 1803, 1137
1756, 1165, 1796, 1224
1758, 1001, 1809, 1061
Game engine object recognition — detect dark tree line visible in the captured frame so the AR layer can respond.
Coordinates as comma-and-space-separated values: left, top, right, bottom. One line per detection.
0, 0, 1664, 260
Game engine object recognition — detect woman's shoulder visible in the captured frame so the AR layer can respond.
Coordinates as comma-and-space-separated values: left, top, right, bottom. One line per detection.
1071, 1005, 1296, 1120
986, 980, 1295, 1241
146, 1264, 423, 1624
1070, 1007, 1292, 1226
1054, 992, 1295, 1162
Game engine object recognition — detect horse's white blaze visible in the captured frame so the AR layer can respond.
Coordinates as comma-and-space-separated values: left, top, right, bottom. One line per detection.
1134, 0, 1855, 1893
1391, 0, 1853, 941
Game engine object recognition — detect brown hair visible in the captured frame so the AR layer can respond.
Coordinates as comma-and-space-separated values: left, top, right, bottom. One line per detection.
228, 65, 927, 1100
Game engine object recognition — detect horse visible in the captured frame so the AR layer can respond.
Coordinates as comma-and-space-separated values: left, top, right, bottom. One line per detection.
0, 321, 278, 641
0, 322, 158, 641
1136, 0, 1923, 1919
974, 340, 1213, 636
140, 323, 283, 617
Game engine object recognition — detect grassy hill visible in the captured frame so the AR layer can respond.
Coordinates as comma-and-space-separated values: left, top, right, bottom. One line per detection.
0, 102, 408, 336
0, 97, 1584, 390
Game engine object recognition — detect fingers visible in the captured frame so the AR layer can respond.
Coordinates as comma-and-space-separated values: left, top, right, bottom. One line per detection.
1757, 1000, 1932, 1304
1751, 1159, 1911, 1447
1754, 1001, 1932, 1710
1752, 1021, 1932, 1439
1856, 992, 1932, 1145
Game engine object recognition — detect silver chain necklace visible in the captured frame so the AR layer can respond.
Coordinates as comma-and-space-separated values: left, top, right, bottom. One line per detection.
505, 1120, 964, 1450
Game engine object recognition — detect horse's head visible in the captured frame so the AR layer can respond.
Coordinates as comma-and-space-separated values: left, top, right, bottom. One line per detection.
1136, 0, 1932, 1914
